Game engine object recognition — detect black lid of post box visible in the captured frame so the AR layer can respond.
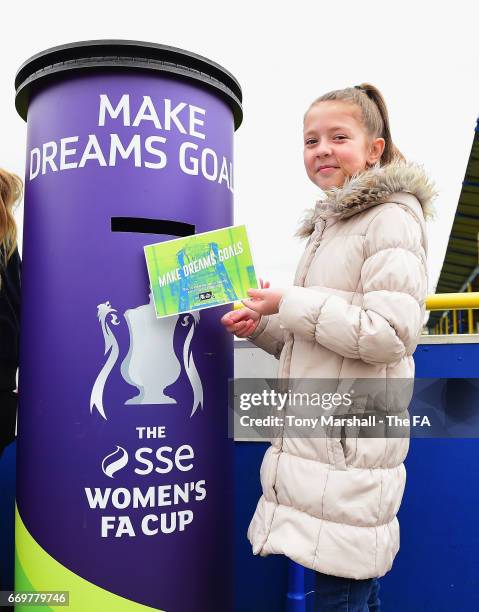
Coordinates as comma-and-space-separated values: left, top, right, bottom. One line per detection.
15, 39, 243, 129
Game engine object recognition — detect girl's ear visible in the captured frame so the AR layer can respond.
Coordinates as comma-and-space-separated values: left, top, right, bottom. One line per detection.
367, 137, 385, 165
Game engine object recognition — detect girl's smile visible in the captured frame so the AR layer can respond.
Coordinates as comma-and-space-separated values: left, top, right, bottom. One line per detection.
303, 100, 384, 190
318, 165, 339, 175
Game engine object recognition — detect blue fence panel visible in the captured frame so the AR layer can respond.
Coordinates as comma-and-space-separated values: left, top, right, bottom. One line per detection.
0, 441, 16, 591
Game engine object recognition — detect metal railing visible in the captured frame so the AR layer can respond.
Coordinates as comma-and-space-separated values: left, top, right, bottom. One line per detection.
427, 285, 479, 334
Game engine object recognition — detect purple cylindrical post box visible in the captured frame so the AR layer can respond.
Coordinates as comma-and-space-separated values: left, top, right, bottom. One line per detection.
14, 40, 242, 611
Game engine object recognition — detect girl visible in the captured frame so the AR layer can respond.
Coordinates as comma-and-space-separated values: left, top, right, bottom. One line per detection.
0, 169, 22, 457
221, 83, 436, 610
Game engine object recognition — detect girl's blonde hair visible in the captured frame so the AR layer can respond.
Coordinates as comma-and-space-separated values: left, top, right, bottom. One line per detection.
305, 83, 405, 166
0, 168, 22, 264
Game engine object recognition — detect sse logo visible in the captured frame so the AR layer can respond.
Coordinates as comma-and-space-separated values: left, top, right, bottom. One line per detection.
199, 292, 213, 301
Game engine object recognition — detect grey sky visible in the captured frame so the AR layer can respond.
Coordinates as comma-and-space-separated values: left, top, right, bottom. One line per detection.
1, 1, 478, 296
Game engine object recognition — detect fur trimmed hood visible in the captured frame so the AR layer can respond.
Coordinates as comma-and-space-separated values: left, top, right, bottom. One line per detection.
297, 161, 438, 238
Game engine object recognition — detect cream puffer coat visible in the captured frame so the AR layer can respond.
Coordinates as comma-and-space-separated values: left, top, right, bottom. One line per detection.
247, 161, 436, 579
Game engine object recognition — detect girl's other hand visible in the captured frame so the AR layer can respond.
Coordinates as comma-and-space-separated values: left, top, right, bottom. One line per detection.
242, 286, 284, 316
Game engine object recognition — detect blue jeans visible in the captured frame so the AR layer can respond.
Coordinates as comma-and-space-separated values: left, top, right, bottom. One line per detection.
314, 572, 381, 611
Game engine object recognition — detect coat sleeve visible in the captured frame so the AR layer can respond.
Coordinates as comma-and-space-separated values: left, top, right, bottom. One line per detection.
277, 204, 427, 365
246, 313, 285, 360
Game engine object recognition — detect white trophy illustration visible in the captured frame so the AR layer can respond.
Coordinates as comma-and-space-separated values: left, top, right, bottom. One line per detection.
91, 296, 203, 419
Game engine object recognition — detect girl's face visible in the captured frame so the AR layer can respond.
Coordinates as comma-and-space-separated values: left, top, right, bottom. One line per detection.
303, 100, 385, 190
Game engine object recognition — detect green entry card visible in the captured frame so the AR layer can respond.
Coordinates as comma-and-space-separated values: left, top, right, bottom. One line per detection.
144, 224, 258, 318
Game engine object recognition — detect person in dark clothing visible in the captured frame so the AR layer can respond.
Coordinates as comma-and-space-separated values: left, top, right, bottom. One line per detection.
0, 168, 22, 456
